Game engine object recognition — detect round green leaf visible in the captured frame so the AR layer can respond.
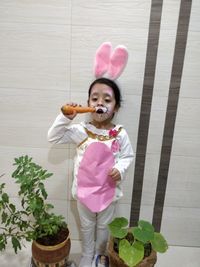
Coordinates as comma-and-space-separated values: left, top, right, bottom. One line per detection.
151, 232, 168, 253
119, 239, 144, 267
108, 217, 128, 238
132, 220, 154, 243
138, 220, 154, 233
133, 227, 154, 243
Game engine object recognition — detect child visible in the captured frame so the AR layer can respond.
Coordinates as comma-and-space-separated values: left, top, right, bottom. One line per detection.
47, 77, 134, 267
48, 42, 134, 267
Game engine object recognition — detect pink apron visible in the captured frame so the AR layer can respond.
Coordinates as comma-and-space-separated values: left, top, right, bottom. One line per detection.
77, 142, 115, 212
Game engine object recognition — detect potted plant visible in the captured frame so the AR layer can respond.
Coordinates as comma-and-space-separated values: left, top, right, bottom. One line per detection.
107, 217, 168, 267
0, 155, 71, 267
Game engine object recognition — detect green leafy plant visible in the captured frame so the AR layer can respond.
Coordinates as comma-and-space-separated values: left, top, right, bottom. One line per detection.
108, 217, 168, 267
0, 155, 67, 253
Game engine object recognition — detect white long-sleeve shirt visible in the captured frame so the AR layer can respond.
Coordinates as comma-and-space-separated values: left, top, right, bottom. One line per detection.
48, 113, 134, 202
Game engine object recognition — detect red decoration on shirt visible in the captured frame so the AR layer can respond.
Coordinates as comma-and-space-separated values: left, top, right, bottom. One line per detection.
109, 129, 118, 138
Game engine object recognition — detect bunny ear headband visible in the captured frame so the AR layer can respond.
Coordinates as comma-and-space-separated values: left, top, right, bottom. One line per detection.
93, 42, 128, 80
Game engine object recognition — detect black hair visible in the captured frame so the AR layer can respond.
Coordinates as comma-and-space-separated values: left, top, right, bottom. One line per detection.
88, 78, 122, 108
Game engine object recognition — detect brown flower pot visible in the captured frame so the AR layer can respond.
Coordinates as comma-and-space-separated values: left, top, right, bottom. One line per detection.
108, 237, 157, 267
32, 229, 71, 267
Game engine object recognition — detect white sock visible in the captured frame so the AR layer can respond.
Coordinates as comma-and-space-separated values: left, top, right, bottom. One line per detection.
79, 255, 93, 267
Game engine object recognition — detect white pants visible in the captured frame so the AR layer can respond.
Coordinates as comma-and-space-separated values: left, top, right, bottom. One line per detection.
77, 201, 116, 257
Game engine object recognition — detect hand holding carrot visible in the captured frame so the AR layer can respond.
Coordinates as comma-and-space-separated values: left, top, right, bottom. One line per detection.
61, 103, 79, 120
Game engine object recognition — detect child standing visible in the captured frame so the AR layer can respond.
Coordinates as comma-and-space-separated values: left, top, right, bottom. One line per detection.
48, 42, 134, 267
47, 77, 134, 267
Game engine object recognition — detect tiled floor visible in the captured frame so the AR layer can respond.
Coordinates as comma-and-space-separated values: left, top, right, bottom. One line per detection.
0, 240, 200, 267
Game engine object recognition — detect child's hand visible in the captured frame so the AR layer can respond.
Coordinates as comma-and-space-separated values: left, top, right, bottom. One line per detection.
109, 168, 121, 182
62, 102, 79, 120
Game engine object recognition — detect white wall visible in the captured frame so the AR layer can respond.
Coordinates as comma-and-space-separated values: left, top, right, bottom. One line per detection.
0, 0, 199, 248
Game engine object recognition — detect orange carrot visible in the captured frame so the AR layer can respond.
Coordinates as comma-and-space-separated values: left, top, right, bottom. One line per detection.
61, 105, 96, 115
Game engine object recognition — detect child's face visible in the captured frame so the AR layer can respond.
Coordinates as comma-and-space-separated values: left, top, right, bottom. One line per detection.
88, 83, 118, 123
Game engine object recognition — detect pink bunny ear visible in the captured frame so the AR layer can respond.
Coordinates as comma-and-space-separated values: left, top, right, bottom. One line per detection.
94, 42, 112, 78
107, 45, 128, 80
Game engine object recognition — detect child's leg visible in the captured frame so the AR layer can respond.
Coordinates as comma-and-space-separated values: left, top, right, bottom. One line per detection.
95, 202, 116, 255
77, 201, 96, 267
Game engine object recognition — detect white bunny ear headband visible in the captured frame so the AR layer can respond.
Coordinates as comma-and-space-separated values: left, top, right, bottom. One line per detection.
93, 42, 128, 80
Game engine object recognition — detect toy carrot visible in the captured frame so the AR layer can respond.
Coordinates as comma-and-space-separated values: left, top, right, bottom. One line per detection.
61, 105, 107, 115
61, 105, 95, 115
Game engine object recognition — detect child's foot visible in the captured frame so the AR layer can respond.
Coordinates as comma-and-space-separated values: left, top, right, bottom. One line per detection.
94, 254, 109, 267
78, 255, 93, 267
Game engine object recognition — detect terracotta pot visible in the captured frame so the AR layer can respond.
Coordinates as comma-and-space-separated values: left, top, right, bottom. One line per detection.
108, 237, 157, 267
32, 229, 71, 267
